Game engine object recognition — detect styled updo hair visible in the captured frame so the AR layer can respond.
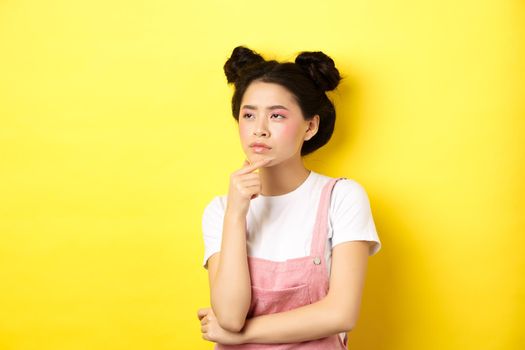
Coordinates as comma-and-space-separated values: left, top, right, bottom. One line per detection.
223, 46, 342, 156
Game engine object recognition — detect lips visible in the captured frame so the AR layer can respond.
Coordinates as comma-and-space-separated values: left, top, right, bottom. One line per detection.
249, 142, 272, 154
249, 142, 271, 149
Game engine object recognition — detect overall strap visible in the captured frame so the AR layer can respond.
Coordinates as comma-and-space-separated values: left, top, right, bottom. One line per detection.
309, 177, 347, 260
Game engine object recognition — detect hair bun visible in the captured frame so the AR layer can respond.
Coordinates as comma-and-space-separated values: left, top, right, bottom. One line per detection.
295, 51, 341, 91
224, 46, 265, 84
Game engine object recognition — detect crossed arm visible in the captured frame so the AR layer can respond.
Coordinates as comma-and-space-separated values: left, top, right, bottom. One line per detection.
199, 240, 371, 344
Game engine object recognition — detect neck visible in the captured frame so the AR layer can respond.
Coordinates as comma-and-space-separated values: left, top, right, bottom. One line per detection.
257, 155, 311, 196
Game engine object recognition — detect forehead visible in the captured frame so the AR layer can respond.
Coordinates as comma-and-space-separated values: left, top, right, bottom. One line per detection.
241, 81, 297, 108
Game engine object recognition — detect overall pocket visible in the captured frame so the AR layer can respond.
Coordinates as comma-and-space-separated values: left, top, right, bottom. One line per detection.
248, 284, 312, 318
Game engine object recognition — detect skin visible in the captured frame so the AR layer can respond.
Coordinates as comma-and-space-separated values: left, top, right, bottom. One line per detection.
236, 80, 319, 197
197, 81, 371, 345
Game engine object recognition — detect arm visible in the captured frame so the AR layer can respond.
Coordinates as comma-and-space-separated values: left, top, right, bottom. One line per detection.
206, 158, 272, 332
208, 209, 252, 332
239, 241, 370, 344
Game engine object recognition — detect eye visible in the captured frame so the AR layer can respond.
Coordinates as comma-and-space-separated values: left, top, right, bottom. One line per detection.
271, 113, 285, 119
242, 113, 254, 119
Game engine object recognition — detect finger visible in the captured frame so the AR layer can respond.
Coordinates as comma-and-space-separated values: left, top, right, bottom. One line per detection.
237, 173, 260, 182
236, 157, 272, 176
239, 183, 262, 198
197, 308, 210, 320
201, 324, 208, 333
237, 158, 274, 175
201, 316, 209, 325
237, 178, 261, 188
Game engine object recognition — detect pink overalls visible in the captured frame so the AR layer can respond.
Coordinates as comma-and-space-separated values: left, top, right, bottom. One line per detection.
216, 177, 349, 349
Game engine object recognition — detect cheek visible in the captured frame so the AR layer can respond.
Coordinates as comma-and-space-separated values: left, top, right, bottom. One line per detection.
238, 123, 250, 140
274, 122, 303, 143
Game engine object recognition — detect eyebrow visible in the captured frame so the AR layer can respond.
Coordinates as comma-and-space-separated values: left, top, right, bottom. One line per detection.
241, 105, 289, 111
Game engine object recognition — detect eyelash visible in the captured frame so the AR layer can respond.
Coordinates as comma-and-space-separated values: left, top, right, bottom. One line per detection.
242, 113, 285, 119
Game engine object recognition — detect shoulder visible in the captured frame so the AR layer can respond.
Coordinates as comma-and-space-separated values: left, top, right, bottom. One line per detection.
333, 178, 370, 201
307, 171, 372, 212
203, 194, 226, 210
327, 177, 381, 255
202, 195, 227, 221
311, 171, 371, 203
330, 177, 373, 213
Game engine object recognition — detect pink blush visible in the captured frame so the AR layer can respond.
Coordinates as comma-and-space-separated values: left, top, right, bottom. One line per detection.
239, 124, 250, 136
273, 120, 300, 139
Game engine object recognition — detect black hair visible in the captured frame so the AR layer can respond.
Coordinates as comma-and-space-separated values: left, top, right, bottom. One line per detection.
223, 46, 343, 156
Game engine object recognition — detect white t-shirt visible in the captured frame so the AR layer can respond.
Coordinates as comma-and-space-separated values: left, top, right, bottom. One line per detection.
201, 170, 382, 275
201, 171, 381, 345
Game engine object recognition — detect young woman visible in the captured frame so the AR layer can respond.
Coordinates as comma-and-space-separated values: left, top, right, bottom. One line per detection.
198, 46, 382, 349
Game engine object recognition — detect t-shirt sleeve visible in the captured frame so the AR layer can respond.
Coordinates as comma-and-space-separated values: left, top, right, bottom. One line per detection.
201, 196, 225, 269
329, 179, 382, 256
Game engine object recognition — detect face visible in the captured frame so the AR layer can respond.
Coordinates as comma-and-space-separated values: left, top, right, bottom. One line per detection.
238, 81, 319, 166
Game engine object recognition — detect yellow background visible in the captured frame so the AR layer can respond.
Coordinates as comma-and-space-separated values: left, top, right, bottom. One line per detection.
1, 0, 524, 349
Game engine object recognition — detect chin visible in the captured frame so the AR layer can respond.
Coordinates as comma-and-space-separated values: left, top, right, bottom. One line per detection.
249, 155, 278, 166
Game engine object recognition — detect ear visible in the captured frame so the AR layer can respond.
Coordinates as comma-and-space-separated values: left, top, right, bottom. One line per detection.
304, 115, 320, 141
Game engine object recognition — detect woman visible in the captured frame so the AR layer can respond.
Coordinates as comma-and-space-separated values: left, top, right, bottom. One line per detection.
198, 46, 382, 349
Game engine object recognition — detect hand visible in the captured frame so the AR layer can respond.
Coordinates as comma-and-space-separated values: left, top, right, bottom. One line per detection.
226, 157, 274, 217
198, 307, 245, 345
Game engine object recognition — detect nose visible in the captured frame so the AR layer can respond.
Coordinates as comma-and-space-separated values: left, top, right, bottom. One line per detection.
253, 117, 270, 137
253, 129, 268, 137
